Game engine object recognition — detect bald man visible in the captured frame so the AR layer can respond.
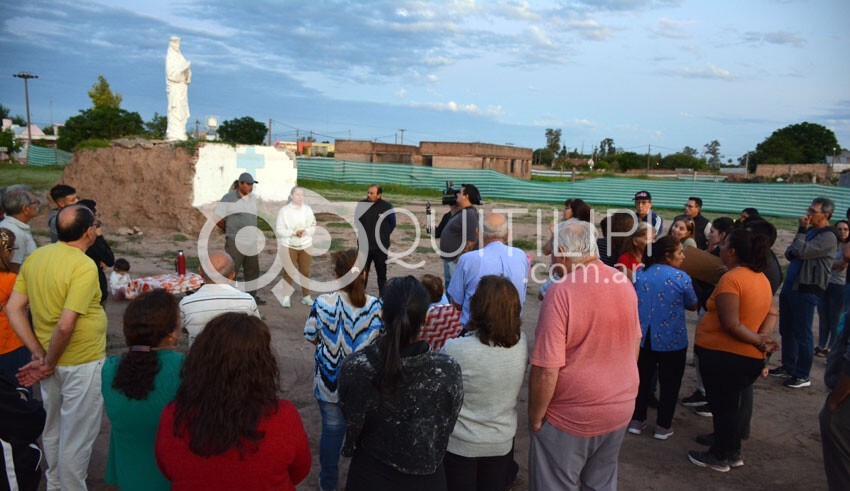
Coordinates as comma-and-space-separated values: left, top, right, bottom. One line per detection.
179, 251, 260, 346
7, 204, 106, 491
447, 213, 530, 326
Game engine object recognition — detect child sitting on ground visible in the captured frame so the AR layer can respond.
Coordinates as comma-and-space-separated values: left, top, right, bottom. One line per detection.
109, 258, 132, 300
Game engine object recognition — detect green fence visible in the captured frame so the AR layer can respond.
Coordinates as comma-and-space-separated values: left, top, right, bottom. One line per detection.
26, 145, 73, 167
298, 158, 850, 218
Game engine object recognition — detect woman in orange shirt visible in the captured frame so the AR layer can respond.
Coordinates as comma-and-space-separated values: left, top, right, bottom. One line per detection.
688, 229, 779, 472
0, 228, 27, 383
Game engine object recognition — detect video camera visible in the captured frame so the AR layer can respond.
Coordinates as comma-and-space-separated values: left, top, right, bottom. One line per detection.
442, 181, 459, 206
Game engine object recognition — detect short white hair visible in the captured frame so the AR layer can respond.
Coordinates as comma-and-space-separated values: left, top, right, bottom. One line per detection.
483, 214, 508, 240
555, 219, 598, 260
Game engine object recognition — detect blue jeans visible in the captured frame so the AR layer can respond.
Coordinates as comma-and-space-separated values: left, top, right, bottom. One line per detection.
779, 289, 819, 379
818, 283, 846, 350
318, 400, 346, 491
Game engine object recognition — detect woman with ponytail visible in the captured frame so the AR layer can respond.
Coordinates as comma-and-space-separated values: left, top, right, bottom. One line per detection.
304, 249, 383, 491
688, 229, 779, 472
339, 276, 463, 491
101, 289, 183, 491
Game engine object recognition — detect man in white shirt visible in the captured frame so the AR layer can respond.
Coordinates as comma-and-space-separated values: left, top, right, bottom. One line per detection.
179, 251, 260, 346
0, 185, 40, 273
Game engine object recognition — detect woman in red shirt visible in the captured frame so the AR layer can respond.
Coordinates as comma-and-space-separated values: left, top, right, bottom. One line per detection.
155, 313, 310, 490
617, 222, 655, 281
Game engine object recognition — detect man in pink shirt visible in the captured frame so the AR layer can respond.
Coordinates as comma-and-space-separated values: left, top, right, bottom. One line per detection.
528, 220, 642, 490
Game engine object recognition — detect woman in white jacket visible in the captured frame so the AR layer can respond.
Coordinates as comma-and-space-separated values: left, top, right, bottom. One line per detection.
276, 186, 316, 307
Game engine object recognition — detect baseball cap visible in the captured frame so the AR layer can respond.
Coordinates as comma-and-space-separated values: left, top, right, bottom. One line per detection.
634, 190, 651, 201
238, 172, 258, 184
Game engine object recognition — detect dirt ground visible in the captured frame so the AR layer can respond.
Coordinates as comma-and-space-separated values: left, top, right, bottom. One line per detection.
25, 195, 829, 491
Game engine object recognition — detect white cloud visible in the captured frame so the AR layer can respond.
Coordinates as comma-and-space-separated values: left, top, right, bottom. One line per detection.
427, 74, 439, 83
652, 17, 695, 39
395, 88, 407, 98
669, 63, 735, 81
493, 1, 540, 21
743, 30, 805, 47
566, 17, 614, 41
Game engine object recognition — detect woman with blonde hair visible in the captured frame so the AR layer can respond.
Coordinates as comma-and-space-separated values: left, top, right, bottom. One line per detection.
276, 186, 316, 308
669, 218, 697, 249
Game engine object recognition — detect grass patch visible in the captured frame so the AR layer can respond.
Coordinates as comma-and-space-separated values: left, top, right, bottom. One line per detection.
512, 239, 538, 251
0, 162, 64, 190
396, 224, 417, 230
324, 222, 350, 228
330, 238, 347, 251
299, 179, 437, 199
415, 246, 434, 254
173, 233, 188, 242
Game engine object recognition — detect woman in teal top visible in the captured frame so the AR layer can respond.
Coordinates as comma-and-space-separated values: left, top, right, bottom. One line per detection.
101, 289, 184, 491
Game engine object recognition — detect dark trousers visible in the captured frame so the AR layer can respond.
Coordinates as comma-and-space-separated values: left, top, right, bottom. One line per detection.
443, 445, 518, 491
696, 346, 763, 459
633, 346, 686, 429
345, 448, 446, 491
819, 283, 846, 350
779, 289, 819, 379
364, 249, 388, 295
820, 397, 850, 491
225, 237, 260, 296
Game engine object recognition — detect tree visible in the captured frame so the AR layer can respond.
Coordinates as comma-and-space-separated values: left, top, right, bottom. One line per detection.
1, 104, 26, 126
533, 148, 554, 167
145, 112, 167, 139
218, 116, 268, 145
661, 152, 706, 170
545, 128, 562, 153
599, 138, 615, 158
87, 75, 123, 109
682, 146, 699, 157
57, 106, 144, 151
704, 140, 722, 167
750, 122, 839, 166
1, 128, 22, 157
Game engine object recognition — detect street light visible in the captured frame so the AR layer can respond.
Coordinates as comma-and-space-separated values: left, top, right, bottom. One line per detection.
12, 72, 38, 148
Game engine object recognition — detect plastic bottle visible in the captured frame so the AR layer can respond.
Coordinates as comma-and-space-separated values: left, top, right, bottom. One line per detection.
177, 250, 186, 275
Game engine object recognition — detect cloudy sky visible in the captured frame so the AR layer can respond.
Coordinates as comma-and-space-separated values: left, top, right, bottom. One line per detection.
2, 0, 848, 160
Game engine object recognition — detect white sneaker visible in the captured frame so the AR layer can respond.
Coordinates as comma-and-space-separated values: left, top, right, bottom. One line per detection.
301, 295, 313, 306
282, 296, 291, 308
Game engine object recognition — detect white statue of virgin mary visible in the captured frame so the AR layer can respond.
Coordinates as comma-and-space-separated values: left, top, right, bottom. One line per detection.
165, 36, 192, 141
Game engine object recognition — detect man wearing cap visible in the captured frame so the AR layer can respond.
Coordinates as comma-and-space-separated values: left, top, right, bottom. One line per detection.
356, 184, 395, 295
634, 190, 663, 237
439, 184, 482, 287
214, 172, 266, 304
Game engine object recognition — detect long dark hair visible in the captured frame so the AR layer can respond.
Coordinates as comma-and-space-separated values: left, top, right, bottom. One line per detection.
466, 275, 521, 348
173, 313, 279, 457
112, 289, 178, 400
565, 198, 591, 222
374, 276, 430, 397
645, 235, 682, 268
726, 229, 769, 273
335, 249, 366, 308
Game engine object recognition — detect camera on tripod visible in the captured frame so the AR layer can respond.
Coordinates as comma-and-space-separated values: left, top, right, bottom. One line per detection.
442, 181, 459, 206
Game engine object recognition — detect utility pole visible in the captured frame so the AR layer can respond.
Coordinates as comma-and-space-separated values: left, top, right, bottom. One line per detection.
268, 118, 272, 146
744, 152, 750, 179
646, 144, 651, 173
399, 129, 406, 146
13, 72, 38, 147
348, 129, 351, 140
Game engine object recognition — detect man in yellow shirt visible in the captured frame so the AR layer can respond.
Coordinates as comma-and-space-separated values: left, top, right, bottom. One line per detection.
7, 204, 106, 491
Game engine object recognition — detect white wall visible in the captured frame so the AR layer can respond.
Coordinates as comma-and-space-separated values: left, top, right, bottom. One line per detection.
192, 143, 298, 206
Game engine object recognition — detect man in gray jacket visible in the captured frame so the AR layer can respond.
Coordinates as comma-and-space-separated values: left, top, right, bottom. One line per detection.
771, 197, 838, 388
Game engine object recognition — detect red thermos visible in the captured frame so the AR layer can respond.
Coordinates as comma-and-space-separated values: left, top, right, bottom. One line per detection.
177, 250, 186, 275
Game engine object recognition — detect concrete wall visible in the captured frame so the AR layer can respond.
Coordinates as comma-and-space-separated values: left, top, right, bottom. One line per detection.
193, 144, 298, 206
334, 140, 532, 179
755, 163, 829, 180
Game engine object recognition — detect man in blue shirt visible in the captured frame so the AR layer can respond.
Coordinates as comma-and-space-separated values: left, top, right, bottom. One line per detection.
448, 213, 529, 326
634, 190, 663, 237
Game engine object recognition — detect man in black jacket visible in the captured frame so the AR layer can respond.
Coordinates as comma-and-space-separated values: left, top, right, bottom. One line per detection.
356, 184, 395, 295
684, 197, 712, 250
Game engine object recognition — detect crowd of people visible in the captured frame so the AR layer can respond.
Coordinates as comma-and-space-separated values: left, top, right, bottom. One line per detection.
0, 176, 849, 491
